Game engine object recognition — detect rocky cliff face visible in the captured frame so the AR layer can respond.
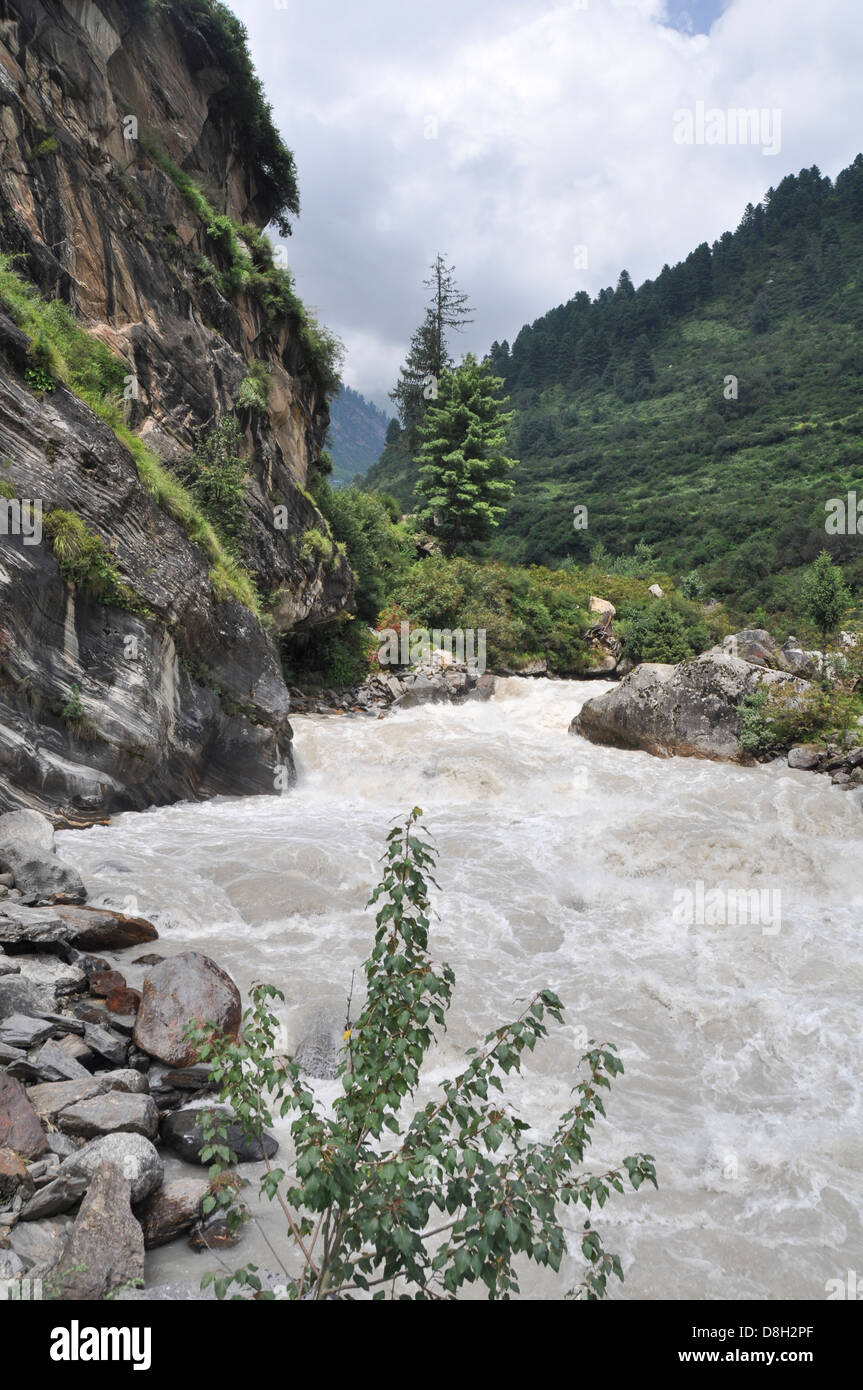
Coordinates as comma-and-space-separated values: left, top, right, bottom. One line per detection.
0, 0, 353, 822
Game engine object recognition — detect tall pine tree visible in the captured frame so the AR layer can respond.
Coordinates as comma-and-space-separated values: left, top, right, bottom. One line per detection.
390, 255, 474, 435
415, 354, 516, 553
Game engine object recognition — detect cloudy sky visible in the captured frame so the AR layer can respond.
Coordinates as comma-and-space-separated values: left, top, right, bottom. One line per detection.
231, 0, 863, 410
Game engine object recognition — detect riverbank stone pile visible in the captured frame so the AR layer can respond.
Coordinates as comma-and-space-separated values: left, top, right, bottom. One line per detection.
0, 810, 276, 1300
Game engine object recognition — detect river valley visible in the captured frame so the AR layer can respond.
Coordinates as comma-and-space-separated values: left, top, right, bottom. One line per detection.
57, 678, 863, 1300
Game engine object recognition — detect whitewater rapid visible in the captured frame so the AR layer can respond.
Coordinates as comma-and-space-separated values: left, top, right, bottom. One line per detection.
58, 678, 863, 1299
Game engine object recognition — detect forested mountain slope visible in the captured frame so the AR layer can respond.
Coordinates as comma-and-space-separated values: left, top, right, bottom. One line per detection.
327, 385, 389, 484
370, 159, 863, 623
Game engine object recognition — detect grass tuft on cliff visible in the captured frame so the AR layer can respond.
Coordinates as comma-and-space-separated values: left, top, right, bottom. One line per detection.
43, 509, 151, 615
0, 253, 259, 613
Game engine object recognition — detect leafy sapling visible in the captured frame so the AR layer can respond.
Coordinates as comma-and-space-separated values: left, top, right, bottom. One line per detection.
186, 809, 656, 1300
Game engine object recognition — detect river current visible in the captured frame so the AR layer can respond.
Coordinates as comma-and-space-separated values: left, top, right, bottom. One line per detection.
58, 677, 863, 1299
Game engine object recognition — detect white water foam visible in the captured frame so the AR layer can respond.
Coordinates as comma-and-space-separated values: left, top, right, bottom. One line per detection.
59, 678, 863, 1299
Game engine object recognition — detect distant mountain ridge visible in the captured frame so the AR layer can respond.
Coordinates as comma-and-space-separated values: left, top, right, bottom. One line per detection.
367, 155, 863, 623
327, 384, 390, 485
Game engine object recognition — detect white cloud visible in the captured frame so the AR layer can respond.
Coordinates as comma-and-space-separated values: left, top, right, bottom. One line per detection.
230, 0, 863, 401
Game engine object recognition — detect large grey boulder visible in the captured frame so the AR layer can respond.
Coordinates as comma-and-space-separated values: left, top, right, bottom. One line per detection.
56, 1160, 144, 1300
0, 811, 86, 904
572, 649, 810, 762
57, 1131, 163, 1203
133, 952, 241, 1066
57, 1091, 159, 1140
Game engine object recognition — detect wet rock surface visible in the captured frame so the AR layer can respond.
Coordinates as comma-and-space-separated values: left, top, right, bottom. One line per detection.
133, 952, 241, 1066
572, 644, 811, 762
0, 0, 353, 822
161, 1107, 278, 1164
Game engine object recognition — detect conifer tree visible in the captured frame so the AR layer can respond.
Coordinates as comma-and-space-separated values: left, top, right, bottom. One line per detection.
415, 354, 516, 552
390, 255, 474, 435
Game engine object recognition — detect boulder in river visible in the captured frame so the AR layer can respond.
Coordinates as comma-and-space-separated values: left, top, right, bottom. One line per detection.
161, 1106, 278, 1164
53, 905, 158, 951
0, 811, 86, 904
133, 952, 241, 1066
56, 1160, 144, 1300
571, 648, 810, 762
135, 1178, 210, 1249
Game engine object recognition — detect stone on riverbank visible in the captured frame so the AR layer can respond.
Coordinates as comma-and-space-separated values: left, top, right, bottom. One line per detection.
57, 1131, 163, 1204
135, 1178, 210, 1249
56, 1160, 144, 1300
571, 649, 810, 762
133, 952, 241, 1067
0, 811, 86, 905
161, 1106, 278, 1164
0, 1070, 48, 1157
57, 1091, 159, 1141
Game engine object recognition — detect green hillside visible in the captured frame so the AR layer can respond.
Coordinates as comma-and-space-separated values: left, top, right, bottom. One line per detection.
327, 384, 390, 485
368, 158, 863, 625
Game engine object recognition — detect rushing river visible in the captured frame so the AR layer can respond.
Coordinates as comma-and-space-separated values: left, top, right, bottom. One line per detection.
58, 677, 863, 1300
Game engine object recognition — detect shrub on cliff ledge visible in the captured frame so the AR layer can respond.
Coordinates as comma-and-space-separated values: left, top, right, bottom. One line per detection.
188, 810, 656, 1301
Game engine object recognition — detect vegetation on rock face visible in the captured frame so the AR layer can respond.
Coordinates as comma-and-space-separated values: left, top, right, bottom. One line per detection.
130, 0, 300, 236
186, 416, 249, 543
140, 138, 343, 397
737, 661, 863, 759
188, 810, 657, 1301
0, 254, 259, 613
237, 360, 271, 415
43, 510, 151, 615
